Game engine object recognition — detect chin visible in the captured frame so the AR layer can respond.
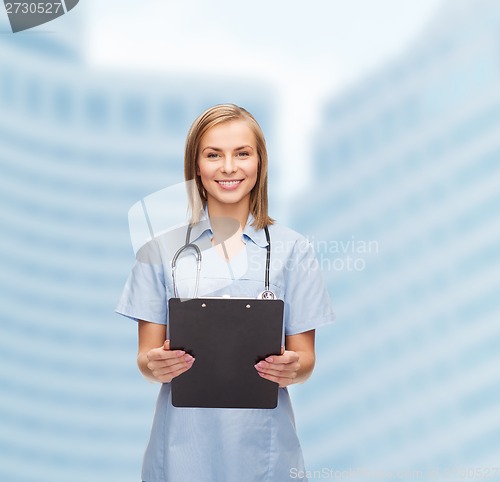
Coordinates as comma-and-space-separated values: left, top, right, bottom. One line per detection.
209, 192, 251, 207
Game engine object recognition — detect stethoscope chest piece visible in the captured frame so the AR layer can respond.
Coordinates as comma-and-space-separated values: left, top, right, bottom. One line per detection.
257, 290, 276, 300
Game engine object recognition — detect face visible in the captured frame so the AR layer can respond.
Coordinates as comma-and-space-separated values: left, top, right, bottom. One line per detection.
197, 119, 259, 213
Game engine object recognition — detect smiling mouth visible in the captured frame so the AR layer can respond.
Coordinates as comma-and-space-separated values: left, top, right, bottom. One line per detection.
216, 180, 243, 189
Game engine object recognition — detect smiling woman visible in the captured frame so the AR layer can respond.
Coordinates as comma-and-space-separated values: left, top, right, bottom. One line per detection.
116, 103, 336, 482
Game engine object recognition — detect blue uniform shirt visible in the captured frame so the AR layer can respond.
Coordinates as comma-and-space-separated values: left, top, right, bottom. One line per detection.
116, 212, 335, 482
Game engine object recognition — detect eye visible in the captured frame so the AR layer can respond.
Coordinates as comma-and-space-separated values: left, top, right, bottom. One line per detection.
207, 152, 220, 159
237, 151, 250, 157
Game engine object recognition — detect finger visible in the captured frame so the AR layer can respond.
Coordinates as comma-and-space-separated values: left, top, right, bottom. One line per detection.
148, 347, 186, 361
157, 361, 195, 383
265, 351, 299, 364
163, 339, 170, 350
256, 366, 298, 379
148, 353, 194, 371
256, 359, 300, 372
255, 360, 285, 372
154, 360, 194, 378
152, 358, 195, 380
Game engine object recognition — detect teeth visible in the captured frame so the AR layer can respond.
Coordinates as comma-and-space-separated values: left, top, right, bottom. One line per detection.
218, 180, 241, 185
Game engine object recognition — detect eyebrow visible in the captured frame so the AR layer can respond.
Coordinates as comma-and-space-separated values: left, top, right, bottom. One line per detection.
202, 145, 253, 152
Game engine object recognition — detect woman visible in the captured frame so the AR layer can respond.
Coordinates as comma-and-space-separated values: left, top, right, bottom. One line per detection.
116, 104, 335, 482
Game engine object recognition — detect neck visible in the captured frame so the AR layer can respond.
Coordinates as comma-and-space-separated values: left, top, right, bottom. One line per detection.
206, 197, 250, 229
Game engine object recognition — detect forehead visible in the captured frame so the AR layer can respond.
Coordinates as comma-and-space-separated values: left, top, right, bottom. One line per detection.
199, 119, 256, 147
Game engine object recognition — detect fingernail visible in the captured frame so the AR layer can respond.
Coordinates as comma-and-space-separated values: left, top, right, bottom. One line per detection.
183, 354, 193, 362
265, 357, 273, 363
257, 361, 265, 368
177, 350, 186, 356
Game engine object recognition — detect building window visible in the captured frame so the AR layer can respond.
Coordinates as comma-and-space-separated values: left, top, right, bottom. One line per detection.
122, 96, 147, 132
24, 76, 43, 116
85, 91, 108, 129
0, 68, 15, 109
53, 86, 73, 124
161, 100, 185, 135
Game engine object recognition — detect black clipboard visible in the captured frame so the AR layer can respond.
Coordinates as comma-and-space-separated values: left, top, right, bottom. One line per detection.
168, 297, 284, 409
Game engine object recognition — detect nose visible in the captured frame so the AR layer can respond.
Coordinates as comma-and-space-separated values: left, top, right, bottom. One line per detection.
221, 154, 237, 174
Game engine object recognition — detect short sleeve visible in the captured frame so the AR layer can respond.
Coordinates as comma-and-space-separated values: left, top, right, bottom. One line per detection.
283, 236, 335, 335
115, 242, 168, 325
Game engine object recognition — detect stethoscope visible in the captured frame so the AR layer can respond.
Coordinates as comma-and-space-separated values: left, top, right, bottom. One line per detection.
171, 224, 276, 300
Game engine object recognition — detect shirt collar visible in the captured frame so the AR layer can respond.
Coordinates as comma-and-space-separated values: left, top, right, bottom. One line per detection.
188, 206, 269, 248
242, 212, 269, 248
187, 207, 212, 244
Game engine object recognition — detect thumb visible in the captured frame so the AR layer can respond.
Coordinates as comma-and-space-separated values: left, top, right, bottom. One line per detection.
280, 346, 285, 355
163, 339, 170, 350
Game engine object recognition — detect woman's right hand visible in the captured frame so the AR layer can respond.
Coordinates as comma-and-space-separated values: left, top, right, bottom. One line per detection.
146, 340, 195, 383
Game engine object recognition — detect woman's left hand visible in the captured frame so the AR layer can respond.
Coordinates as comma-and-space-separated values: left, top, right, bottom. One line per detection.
254, 349, 301, 388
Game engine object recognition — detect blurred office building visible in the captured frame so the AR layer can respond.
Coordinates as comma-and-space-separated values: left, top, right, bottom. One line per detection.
0, 12, 275, 482
291, 0, 500, 478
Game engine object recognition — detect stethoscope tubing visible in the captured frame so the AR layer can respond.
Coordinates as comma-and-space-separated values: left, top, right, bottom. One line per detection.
171, 224, 274, 299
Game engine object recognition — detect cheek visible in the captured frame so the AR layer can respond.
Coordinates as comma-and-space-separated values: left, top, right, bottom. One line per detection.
197, 161, 210, 178
249, 160, 259, 180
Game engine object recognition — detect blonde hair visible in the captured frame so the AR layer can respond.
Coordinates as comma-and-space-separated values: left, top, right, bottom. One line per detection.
184, 103, 274, 229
